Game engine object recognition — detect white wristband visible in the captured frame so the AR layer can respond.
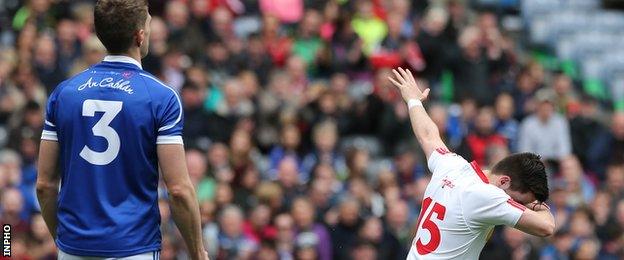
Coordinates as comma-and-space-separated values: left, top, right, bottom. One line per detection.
407, 99, 423, 110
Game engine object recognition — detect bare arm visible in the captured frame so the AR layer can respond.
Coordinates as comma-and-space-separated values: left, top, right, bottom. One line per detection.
36, 140, 60, 239
388, 67, 448, 159
515, 202, 555, 237
158, 144, 207, 260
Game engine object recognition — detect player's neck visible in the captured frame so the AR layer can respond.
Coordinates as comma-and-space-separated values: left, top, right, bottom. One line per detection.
109, 49, 142, 67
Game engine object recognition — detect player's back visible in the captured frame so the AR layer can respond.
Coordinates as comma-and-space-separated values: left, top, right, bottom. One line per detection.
42, 56, 183, 257
407, 149, 525, 259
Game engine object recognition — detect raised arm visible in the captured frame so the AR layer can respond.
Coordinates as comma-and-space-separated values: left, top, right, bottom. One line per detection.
388, 67, 448, 159
36, 140, 60, 239
158, 144, 208, 260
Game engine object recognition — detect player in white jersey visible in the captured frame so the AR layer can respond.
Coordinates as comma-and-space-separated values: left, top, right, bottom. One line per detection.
387, 68, 555, 259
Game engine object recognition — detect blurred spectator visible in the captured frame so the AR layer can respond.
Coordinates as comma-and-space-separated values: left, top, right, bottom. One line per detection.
181, 82, 211, 145
587, 112, 624, 177
347, 177, 384, 217
604, 163, 624, 201
33, 34, 64, 93
330, 197, 361, 259
216, 205, 256, 259
268, 124, 302, 177
351, 0, 387, 56
457, 106, 507, 165
186, 149, 216, 202
350, 239, 378, 260
568, 208, 596, 239
568, 95, 605, 168
518, 88, 572, 161
301, 120, 346, 180
539, 228, 574, 260
357, 217, 402, 259
548, 181, 574, 232
446, 97, 478, 149
345, 147, 371, 180
552, 73, 578, 114
393, 146, 425, 187
480, 227, 539, 259
242, 204, 276, 243
494, 93, 519, 151
68, 36, 107, 76
555, 155, 596, 207
484, 143, 509, 169
291, 197, 332, 260
511, 68, 539, 120
55, 19, 81, 73
27, 213, 56, 259
447, 26, 493, 105
12, 0, 54, 30
384, 199, 412, 250
573, 238, 601, 260
0, 188, 29, 233
274, 213, 296, 259
417, 7, 449, 84
291, 10, 323, 67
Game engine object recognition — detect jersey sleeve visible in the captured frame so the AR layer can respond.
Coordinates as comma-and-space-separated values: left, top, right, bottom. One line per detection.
427, 148, 469, 177
42, 87, 60, 141
462, 184, 525, 229
156, 89, 184, 145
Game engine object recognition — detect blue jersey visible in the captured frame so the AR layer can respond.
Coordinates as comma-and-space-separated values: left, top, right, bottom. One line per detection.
41, 56, 183, 257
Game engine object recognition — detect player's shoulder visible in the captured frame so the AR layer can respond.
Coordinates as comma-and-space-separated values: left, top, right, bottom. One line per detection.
427, 148, 470, 175
137, 72, 174, 93
137, 73, 182, 110
462, 182, 509, 202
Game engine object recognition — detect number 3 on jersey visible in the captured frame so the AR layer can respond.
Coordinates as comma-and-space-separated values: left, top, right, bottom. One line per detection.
415, 197, 447, 255
79, 100, 123, 165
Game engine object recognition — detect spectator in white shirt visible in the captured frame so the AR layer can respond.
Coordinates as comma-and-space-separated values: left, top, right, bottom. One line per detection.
518, 88, 572, 160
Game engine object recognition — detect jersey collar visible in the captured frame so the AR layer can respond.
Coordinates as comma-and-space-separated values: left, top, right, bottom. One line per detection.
103, 55, 143, 69
470, 161, 490, 184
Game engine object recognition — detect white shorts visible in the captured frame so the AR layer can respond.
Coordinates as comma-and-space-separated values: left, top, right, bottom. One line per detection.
58, 250, 160, 260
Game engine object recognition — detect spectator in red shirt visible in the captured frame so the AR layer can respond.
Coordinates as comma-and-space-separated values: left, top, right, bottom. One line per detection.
457, 106, 507, 165
242, 204, 277, 243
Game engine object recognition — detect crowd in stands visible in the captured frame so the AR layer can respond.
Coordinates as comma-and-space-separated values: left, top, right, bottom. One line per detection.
1, 0, 624, 259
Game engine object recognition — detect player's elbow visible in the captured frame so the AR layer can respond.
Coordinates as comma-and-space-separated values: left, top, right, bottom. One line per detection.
535, 222, 555, 237
167, 184, 195, 200
35, 180, 58, 196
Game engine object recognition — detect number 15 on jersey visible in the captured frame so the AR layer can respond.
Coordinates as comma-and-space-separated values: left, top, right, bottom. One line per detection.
415, 197, 447, 255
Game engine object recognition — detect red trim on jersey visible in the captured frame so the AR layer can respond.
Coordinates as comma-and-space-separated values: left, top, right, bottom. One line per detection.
507, 199, 527, 211
470, 161, 489, 184
435, 147, 452, 155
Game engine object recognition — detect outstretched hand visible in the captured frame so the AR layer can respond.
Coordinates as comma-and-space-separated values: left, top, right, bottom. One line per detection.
388, 67, 430, 102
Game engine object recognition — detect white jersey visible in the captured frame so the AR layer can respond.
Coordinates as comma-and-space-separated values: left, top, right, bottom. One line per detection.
407, 148, 526, 260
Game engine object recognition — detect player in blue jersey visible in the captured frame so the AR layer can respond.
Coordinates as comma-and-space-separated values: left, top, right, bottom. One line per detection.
36, 1, 208, 259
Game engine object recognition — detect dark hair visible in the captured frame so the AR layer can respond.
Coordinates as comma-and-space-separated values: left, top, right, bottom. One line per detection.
94, 0, 148, 54
491, 152, 549, 202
